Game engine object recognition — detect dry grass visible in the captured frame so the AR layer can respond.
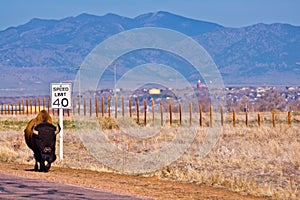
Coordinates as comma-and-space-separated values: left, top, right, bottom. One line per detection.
160, 125, 300, 199
0, 114, 299, 199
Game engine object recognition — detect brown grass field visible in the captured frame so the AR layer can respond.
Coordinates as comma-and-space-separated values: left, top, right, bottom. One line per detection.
0, 113, 299, 199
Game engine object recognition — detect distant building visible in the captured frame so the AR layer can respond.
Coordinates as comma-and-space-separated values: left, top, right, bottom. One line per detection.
149, 88, 161, 95
196, 80, 207, 89
197, 80, 201, 89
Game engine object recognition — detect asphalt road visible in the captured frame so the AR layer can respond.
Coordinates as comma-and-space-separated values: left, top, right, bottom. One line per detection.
0, 173, 147, 200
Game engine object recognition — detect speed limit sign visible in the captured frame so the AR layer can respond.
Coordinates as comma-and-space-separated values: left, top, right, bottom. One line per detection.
51, 83, 72, 109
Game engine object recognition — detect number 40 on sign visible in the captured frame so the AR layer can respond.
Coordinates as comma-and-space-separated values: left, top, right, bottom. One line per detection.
51, 83, 72, 109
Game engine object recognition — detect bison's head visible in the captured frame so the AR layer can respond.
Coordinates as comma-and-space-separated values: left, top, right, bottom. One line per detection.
32, 122, 60, 162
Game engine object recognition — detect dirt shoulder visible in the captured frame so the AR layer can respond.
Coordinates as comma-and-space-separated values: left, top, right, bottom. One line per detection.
0, 161, 267, 200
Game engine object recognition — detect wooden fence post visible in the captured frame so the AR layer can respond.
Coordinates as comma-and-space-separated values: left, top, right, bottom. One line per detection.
101, 97, 104, 117
160, 102, 163, 126
72, 99, 76, 116
38, 98, 41, 112
95, 97, 99, 118
48, 98, 50, 114
152, 99, 155, 126
136, 99, 140, 124
22, 100, 25, 115
232, 109, 236, 127
169, 103, 172, 127
83, 97, 86, 116
189, 102, 192, 126
220, 105, 224, 126
108, 96, 111, 118
42, 98, 45, 111
257, 112, 261, 127
17, 101, 19, 115
26, 99, 29, 115
129, 99, 132, 118
144, 100, 147, 125
90, 98, 92, 117
210, 105, 213, 127
34, 99, 37, 114
122, 96, 124, 117
245, 112, 248, 127
287, 111, 291, 127
199, 104, 203, 127
78, 96, 81, 115
179, 104, 182, 126
30, 99, 33, 115
272, 111, 275, 127
115, 96, 118, 118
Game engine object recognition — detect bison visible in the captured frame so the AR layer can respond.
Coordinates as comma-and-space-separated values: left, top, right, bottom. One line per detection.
24, 110, 60, 172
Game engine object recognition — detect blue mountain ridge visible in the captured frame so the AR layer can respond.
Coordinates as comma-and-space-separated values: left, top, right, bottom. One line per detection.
0, 11, 300, 96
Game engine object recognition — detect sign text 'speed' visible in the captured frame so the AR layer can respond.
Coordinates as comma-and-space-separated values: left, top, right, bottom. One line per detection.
52, 87, 69, 92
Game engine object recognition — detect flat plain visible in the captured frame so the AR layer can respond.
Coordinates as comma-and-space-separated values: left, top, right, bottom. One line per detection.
0, 114, 299, 199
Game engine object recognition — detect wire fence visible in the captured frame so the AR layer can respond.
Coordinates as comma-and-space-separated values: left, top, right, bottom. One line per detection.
0, 96, 297, 128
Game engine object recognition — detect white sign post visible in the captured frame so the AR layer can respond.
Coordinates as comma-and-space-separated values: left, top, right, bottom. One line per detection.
51, 83, 72, 160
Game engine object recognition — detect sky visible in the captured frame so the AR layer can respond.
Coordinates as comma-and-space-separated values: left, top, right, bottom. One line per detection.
0, 0, 299, 31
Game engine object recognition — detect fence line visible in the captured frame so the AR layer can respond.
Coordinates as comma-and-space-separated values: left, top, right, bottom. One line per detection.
0, 96, 297, 128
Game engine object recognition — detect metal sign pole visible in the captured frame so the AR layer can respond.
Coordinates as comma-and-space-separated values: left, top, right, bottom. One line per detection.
59, 108, 64, 160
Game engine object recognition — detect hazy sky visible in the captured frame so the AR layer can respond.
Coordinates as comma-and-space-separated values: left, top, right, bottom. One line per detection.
0, 0, 299, 30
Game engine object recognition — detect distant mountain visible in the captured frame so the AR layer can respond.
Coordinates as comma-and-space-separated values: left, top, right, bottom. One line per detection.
0, 11, 300, 96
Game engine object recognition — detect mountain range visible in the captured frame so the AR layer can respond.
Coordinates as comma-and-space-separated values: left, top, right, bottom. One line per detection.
0, 11, 300, 96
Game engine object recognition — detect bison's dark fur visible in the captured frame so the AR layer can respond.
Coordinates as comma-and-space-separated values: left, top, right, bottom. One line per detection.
24, 110, 60, 172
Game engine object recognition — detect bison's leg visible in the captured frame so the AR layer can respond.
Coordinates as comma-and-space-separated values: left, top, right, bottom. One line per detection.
39, 161, 46, 172
33, 153, 39, 171
34, 160, 39, 171
34, 153, 45, 172
45, 161, 51, 172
